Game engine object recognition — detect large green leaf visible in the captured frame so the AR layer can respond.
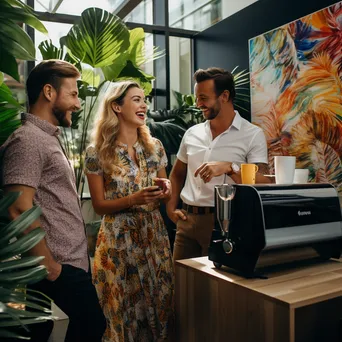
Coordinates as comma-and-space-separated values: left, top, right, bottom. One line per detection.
0, 206, 42, 247
0, 256, 45, 272
0, 191, 21, 216
0, 190, 50, 336
0, 265, 47, 285
0, 19, 36, 60
0, 327, 30, 339
0, 2, 48, 34
101, 29, 163, 83
0, 228, 45, 260
81, 65, 101, 88
0, 107, 21, 123
0, 82, 21, 107
0, 99, 21, 145
101, 55, 128, 81
65, 7, 130, 68
116, 61, 154, 95
0, 287, 50, 308
128, 28, 164, 67
127, 28, 145, 67
38, 40, 64, 60
0, 0, 46, 80
0, 48, 20, 81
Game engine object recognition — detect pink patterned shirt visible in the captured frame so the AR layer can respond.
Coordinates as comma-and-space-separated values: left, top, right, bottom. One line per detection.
0, 113, 89, 271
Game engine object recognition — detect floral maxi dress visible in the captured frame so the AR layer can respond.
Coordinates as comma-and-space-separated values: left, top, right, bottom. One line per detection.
85, 139, 174, 342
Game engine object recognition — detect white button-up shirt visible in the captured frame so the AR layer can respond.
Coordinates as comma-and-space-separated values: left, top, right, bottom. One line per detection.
177, 111, 268, 207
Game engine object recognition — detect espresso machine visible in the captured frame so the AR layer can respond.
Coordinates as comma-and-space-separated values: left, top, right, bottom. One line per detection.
209, 183, 342, 276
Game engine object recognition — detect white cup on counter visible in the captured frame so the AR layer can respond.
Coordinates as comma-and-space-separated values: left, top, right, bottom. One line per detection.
274, 156, 296, 184
293, 169, 309, 184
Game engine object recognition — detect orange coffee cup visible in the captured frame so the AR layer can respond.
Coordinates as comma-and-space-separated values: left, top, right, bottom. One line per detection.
241, 164, 258, 184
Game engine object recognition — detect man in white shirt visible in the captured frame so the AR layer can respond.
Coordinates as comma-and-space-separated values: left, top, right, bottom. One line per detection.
167, 67, 269, 261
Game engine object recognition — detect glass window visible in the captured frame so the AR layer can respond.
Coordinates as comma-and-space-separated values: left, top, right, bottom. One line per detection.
169, 37, 192, 108
143, 33, 154, 77
124, 0, 153, 25
169, 0, 221, 30
35, 0, 125, 15
169, 0, 258, 31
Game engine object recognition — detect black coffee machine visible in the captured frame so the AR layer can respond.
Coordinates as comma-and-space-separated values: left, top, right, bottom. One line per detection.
209, 183, 342, 276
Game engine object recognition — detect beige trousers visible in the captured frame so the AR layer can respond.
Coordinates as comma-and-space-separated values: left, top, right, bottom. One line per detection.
173, 211, 215, 261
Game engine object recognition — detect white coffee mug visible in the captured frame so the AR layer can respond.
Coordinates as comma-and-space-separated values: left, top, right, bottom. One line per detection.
274, 156, 296, 184
293, 169, 309, 184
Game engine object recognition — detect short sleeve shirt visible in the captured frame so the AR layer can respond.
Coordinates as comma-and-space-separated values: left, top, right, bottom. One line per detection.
177, 111, 268, 206
0, 113, 89, 271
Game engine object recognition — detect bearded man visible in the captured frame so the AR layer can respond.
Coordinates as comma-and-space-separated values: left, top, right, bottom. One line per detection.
167, 67, 269, 261
0, 60, 106, 341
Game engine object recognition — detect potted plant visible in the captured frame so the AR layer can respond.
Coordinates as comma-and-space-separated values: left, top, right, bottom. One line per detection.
0, 190, 52, 340
0, 0, 48, 146
38, 7, 164, 196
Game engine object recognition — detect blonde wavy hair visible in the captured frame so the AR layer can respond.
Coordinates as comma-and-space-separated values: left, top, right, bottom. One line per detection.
91, 80, 155, 174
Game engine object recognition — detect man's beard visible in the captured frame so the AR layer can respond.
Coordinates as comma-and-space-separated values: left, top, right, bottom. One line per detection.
203, 101, 221, 120
52, 106, 70, 127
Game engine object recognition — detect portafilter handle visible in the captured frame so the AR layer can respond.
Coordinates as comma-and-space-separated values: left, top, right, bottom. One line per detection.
215, 184, 235, 255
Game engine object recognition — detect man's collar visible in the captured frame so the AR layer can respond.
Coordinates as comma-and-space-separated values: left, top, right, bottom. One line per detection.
22, 113, 60, 136
231, 110, 242, 130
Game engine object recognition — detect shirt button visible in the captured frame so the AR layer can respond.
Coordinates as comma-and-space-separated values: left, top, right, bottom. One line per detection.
198, 187, 200, 189
209, 148, 211, 150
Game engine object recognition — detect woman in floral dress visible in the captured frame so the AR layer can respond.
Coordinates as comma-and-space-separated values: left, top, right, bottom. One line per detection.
84, 81, 174, 342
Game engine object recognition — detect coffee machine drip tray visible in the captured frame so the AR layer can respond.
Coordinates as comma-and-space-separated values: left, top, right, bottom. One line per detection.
209, 183, 342, 276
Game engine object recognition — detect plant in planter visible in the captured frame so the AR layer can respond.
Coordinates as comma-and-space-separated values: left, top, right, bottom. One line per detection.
0, 0, 47, 146
0, 190, 51, 340
38, 7, 164, 195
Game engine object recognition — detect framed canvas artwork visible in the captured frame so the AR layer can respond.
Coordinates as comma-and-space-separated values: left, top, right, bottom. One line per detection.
249, 2, 342, 193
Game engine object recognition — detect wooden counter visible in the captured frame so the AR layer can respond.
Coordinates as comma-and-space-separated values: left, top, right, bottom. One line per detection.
175, 257, 342, 342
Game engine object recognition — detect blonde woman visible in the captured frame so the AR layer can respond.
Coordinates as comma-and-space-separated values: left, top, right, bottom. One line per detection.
84, 81, 174, 342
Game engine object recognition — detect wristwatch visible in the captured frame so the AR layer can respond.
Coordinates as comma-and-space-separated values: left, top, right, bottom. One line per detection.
230, 162, 240, 174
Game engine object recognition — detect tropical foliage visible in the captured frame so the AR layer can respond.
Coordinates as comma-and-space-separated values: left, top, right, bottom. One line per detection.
0, 0, 48, 146
38, 7, 164, 194
0, 190, 51, 340
147, 91, 201, 155
250, 2, 342, 193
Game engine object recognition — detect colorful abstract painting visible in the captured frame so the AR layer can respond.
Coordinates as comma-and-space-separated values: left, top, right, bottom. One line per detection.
249, 2, 342, 193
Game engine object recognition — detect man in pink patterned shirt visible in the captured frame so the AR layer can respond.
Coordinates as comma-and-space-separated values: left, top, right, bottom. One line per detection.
0, 60, 105, 342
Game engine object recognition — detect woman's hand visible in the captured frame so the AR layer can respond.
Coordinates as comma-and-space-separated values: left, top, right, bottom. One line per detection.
130, 186, 163, 206
153, 178, 172, 200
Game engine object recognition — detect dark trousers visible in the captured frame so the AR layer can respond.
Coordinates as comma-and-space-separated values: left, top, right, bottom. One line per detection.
27, 264, 106, 342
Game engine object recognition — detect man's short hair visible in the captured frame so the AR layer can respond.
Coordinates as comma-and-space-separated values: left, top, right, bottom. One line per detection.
26, 59, 80, 106
194, 67, 236, 101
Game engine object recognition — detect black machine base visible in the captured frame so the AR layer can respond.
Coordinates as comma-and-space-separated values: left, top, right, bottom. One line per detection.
209, 238, 342, 278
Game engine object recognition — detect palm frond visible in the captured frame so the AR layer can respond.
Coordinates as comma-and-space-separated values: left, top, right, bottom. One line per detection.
0, 192, 51, 338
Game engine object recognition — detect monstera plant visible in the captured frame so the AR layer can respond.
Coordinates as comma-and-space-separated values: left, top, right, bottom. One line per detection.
38, 7, 164, 194
0, 0, 47, 146
0, 190, 51, 340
